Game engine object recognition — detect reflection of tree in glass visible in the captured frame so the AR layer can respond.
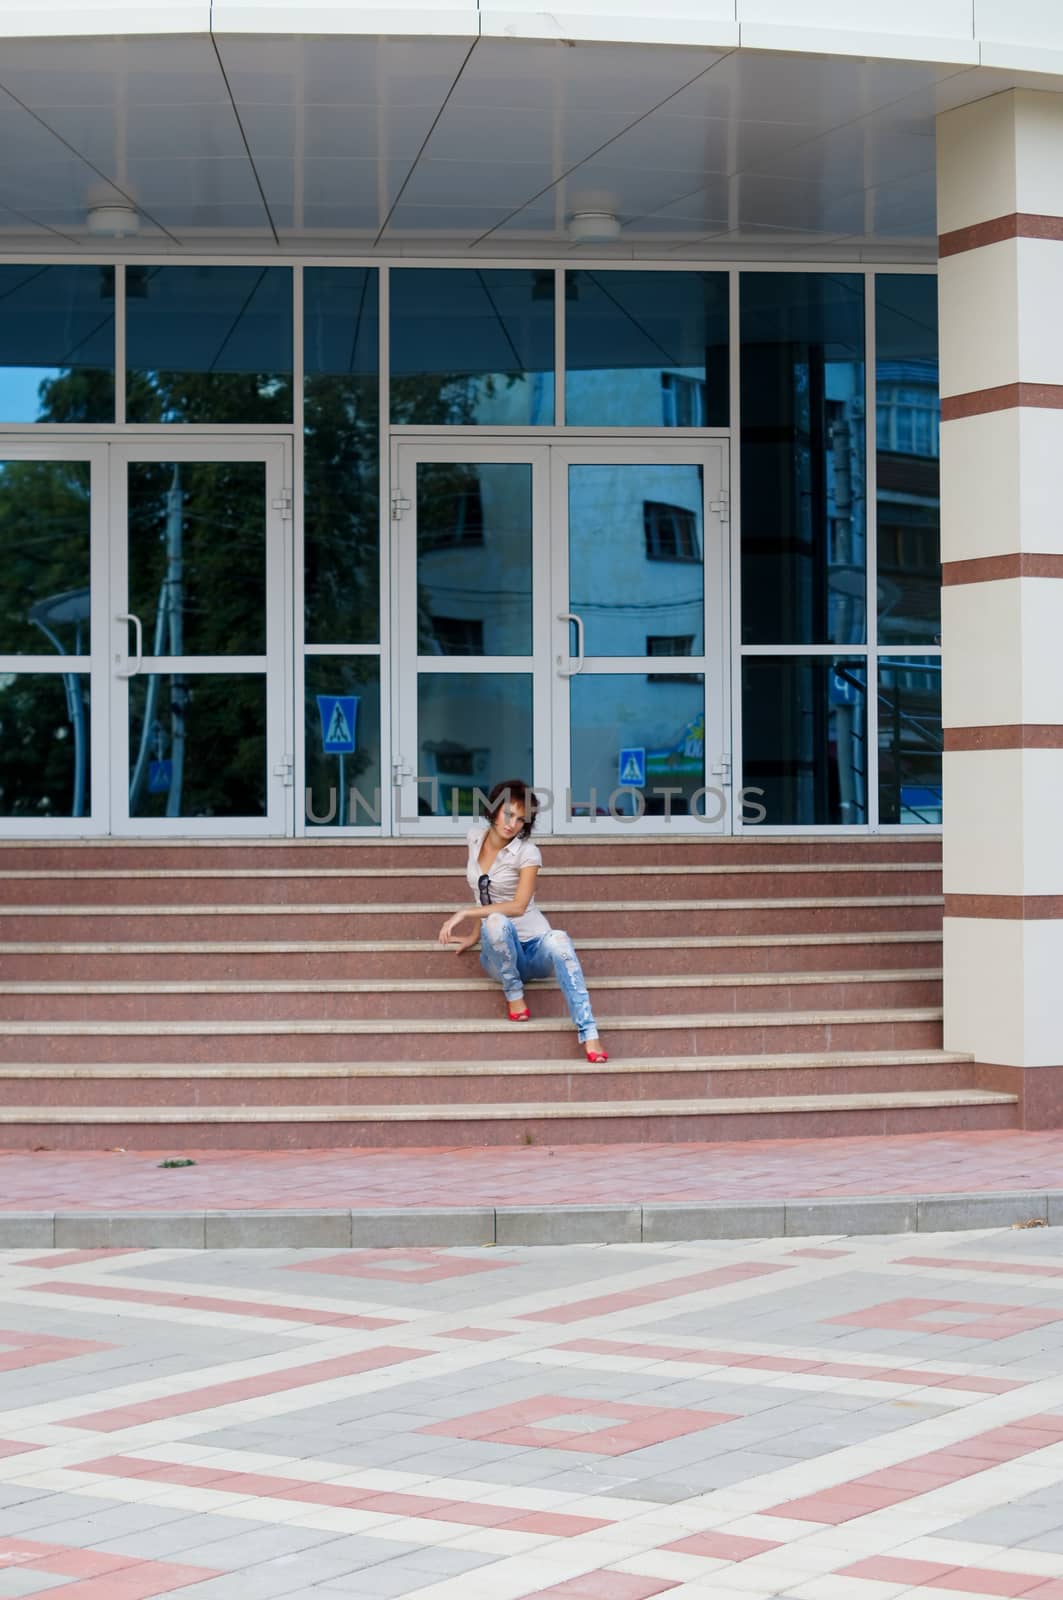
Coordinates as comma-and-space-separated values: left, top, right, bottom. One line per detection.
0, 457, 90, 655
0, 675, 89, 818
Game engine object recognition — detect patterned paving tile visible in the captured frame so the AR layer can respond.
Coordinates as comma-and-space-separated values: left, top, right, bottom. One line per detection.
2, 1230, 1063, 1597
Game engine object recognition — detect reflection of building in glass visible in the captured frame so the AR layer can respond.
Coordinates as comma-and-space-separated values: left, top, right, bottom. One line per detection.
875, 358, 941, 647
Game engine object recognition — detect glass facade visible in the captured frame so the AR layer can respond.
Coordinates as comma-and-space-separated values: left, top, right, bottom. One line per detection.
126, 266, 293, 424
875, 275, 940, 645
304, 267, 380, 645
304, 656, 382, 828
878, 656, 942, 825
0, 458, 91, 655
742, 657, 868, 827
416, 672, 533, 817
0, 672, 91, 817
566, 271, 728, 428
0, 262, 943, 833
740, 273, 866, 646
128, 674, 267, 819
390, 269, 555, 425
416, 461, 533, 658
0, 265, 114, 424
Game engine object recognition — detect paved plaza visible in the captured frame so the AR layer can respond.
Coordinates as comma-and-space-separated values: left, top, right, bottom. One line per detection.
3, 1230, 1063, 1596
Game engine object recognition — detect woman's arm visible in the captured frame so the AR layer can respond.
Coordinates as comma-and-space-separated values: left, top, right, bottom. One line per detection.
437, 866, 539, 945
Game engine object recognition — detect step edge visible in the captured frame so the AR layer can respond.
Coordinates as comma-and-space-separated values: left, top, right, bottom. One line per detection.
0, 970, 945, 996
0, 1007, 947, 1036
0, 1090, 1017, 1122
0, 1050, 975, 1077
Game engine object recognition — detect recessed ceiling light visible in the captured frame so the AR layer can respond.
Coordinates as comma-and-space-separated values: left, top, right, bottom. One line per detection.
567, 211, 622, 244
86, 204, 140, 238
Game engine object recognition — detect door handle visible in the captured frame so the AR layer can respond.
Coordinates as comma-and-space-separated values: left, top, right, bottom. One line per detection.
115, 613, 143, 678
557, 612, 585, 677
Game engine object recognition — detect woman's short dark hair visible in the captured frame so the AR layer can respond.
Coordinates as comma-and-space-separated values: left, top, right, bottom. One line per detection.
485, 778, 538, 839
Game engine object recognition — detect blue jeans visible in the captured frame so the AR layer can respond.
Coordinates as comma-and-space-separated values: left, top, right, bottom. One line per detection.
479, 914, 599, 1043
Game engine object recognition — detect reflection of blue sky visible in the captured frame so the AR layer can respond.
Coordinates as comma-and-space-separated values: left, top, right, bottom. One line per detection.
0, 368, 55, 422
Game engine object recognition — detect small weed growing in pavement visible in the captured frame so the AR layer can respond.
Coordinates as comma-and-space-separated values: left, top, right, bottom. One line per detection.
158, 1158, 197, 1168
521, 1131, 535, 1145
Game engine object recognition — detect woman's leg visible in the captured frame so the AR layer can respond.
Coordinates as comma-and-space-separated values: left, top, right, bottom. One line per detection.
523, 929, 600, 1043
479, 912, 525, 1002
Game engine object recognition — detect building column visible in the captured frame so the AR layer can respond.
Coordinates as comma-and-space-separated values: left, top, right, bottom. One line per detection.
937, 89, 1063, 1127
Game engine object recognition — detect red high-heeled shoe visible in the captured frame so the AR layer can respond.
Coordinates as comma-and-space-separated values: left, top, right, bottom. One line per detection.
507, 1002, 531, 1022
584, 1042, 608, 1063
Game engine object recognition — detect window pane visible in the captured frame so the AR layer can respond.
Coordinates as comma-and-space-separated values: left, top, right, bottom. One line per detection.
742, 656, 867, 825
126, 266, 292, 423
876, 276, 940, 645
569, 464, 704, 657
0, 460, 91, 654
878, 655, 942, 824
740, 273, 866, 645
0, 265, 114, 423
569, 674, 705, 816
304, 268, 380, 645
304, 656, 382, 828
128, 674, 266, 818
417, 462, 532, 656
566, 271, 728, 427
128, 462, 266, 657
416, 672, 533, 816
0, 672, 91, 817
391, 269, 554, 425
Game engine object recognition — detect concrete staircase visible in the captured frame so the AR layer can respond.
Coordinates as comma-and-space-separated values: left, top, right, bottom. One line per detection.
0, 836, 1016, 1148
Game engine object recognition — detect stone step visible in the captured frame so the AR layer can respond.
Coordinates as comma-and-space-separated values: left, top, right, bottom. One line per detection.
0, 862, 942, 906
0, 1049, 977, 1108
0, 1006, 944, 1063
0, 931, 944, 982
0, 970, 943, 1022
0, 837, 944, 872
0, 897, 944, 942
0, 1088, 1014, 1150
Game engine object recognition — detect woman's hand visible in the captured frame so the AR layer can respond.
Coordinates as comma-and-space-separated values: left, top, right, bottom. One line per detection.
438, 910, 474, 946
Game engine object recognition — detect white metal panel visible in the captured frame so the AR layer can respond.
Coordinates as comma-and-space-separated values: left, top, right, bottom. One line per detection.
739, 0, 975, 41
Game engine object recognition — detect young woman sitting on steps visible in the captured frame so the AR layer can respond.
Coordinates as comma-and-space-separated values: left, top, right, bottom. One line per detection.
436, 777, 608, 1064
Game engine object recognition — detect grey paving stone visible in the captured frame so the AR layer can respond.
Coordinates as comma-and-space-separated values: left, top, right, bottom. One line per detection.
350, 1207, 495, 1247
495, 1205, 642, 1245
916, 1192, 1050, 1232
204, 1210, 352, 1248
784, 1198, 916, 1236
0, 1573, 69, 1596
53, 1211, 205, 1248
1019, 1528, 1063, 1554
642, 1202, 784, 1242
0, 1214, 54, 1248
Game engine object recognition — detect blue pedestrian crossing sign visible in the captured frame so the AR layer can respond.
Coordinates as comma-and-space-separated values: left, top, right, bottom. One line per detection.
618, 746, 646, 787
317, 694, 359, 754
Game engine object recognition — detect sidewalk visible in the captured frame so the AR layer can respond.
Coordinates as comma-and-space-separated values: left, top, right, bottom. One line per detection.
2, 1130, 1063, 1248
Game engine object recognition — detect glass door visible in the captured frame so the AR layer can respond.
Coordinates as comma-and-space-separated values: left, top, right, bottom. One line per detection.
392, 442, 552, 834
551, 443, 730, 833
109, 440, 292, 836
0, 441, 108, 835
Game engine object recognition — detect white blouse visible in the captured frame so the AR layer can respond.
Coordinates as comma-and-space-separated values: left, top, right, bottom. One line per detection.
465, 822, 550, 942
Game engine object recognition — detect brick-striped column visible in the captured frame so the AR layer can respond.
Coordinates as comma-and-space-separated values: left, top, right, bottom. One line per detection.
937, 89, 1063, 1127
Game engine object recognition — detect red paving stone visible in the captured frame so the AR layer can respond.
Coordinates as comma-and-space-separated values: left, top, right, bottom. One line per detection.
1, 1129, 1061, 1211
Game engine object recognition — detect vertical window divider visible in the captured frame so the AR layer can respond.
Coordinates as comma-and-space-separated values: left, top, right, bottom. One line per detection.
379, 265, 393, 834
554, 266, 565, 426
114, 261, 126, 426
865, 268, 880, 829
728, 264, 744, 831
292, 264, 306, 834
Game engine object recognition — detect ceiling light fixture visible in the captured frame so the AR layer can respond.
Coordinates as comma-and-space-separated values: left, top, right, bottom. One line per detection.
567, 210, 621, 244
86, 204, 140, 238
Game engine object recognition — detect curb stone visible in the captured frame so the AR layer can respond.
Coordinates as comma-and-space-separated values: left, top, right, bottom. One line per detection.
1, 1190, 1060, 1248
